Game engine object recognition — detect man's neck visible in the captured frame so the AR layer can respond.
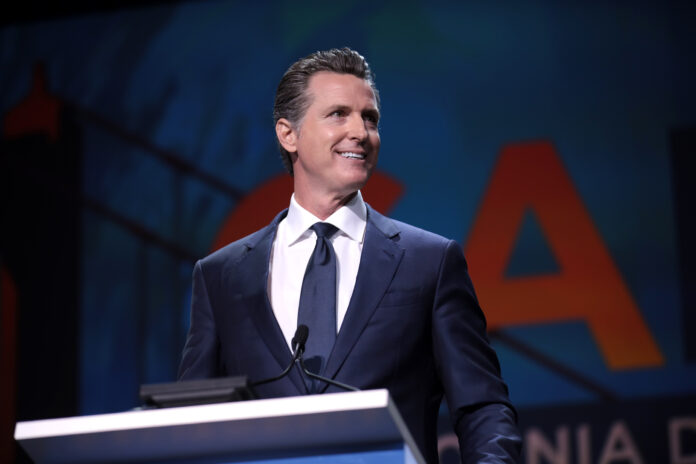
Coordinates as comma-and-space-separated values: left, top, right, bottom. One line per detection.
293, 190, 358, 220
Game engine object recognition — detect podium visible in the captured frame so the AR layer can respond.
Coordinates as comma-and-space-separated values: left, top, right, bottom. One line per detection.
15, 389, 425, 464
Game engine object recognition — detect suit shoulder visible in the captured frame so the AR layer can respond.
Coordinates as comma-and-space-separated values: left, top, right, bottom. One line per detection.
198, 210, 286, 269
368, 206, 453, 249
200, 229, 258, 265
394, 218, 451, 245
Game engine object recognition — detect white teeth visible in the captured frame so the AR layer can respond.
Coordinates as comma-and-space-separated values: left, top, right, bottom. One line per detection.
339, 152, 365, 160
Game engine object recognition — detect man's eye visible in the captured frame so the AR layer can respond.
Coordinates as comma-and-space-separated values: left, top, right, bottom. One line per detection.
330, 110, 345, 117
364, 114, 379, 125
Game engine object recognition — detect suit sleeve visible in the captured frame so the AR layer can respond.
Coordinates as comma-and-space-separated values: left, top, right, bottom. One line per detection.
432, 240, 522, 463
178, 260, 221, 380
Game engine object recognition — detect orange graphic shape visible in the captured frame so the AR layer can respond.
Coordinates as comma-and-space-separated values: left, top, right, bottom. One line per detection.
211, 170, 404, 251
465, 141, 663, 370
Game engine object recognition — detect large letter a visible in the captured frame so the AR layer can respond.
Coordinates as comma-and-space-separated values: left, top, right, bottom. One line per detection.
465, 141, 663, 370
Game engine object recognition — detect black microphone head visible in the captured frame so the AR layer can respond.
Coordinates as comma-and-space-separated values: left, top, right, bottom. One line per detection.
292, 324, 309, 353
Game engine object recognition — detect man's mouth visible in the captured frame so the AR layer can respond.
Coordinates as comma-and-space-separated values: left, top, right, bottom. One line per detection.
338, 151, 366, 160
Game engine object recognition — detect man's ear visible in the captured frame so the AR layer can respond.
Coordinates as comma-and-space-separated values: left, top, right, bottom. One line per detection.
275, 118, 298, 154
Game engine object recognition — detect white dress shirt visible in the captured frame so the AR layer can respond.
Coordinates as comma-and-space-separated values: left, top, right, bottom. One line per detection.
268, 191, 367, 350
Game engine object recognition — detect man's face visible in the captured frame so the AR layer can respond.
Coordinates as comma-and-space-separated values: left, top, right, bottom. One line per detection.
284, 71, 380, 202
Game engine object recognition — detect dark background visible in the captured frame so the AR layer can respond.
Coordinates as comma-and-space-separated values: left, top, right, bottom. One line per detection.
2, 1, 695, 462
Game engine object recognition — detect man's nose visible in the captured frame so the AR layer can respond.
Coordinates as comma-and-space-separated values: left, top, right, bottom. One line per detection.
347, 114, 368, 142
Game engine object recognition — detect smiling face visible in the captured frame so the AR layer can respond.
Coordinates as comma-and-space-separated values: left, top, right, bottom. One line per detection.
276, 71, 380, 215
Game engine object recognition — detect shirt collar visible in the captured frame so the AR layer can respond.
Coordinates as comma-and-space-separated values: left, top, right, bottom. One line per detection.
285, 191, 367, 245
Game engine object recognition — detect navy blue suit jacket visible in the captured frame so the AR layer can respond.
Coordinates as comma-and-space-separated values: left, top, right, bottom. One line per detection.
179, 205, 521, 463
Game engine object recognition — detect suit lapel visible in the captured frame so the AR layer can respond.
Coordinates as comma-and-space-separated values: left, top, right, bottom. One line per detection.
238, 210, 308, 395
321, 206, 404, 389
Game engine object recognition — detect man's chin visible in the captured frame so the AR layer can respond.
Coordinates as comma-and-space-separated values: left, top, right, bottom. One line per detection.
342, 173, 372, 194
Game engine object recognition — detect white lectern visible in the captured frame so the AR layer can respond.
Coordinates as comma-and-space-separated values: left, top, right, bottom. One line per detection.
15, 389, 425, 464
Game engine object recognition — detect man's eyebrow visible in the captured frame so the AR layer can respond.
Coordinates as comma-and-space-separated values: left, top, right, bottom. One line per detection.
363, 108, 380, 121
326, 104, 350, 113
324, 104, 380, 121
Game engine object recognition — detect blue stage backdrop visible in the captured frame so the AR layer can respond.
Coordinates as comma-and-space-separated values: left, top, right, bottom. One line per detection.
1, 1, 695, 463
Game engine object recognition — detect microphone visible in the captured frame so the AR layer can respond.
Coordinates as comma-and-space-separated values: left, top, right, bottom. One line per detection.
250, 325, 307, 388
296, 325, 360, 393
292, 324, 309, 355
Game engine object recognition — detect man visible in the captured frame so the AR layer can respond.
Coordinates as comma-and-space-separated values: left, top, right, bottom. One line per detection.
179, 47, 521, 463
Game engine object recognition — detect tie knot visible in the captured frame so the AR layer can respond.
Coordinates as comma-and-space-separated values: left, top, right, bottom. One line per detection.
311, 222, 338, 239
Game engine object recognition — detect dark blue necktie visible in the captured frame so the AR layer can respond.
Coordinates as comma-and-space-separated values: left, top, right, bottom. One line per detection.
297, 222, 338, 392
